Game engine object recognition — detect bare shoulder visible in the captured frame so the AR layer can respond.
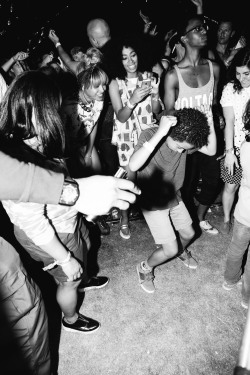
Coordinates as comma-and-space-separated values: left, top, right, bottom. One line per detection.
164, 66, 178, 84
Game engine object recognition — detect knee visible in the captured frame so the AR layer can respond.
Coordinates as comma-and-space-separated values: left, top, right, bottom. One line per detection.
180, 227, 195, 242
224, 183, 238, 195
162, 242, 178, 258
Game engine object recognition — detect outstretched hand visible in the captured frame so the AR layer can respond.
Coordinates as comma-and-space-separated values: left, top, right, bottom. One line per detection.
75, 175, 141, 216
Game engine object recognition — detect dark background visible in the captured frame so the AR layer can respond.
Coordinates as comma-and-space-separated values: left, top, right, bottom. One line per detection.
0, 0, 248, 60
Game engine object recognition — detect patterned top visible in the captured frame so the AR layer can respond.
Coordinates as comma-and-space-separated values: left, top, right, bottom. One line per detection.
61, 94, 104, 154
112, 72, 156, 166
220, 82, 250, 149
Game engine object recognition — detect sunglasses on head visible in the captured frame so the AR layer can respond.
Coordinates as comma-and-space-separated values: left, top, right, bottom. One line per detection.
184, 23, 208, 36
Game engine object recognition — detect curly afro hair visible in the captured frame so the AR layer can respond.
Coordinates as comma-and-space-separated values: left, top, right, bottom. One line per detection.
169, 107, 210, 149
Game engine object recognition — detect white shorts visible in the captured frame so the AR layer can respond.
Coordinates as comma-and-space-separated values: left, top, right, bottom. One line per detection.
142, 201, 192, 244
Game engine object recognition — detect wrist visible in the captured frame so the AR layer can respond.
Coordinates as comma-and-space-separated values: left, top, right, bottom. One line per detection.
126, 99, 135, 110
13, 56, 17, 62
226, 147, 234, 154
55, 42, 61, 48
56, 251, 71, 266
59, 177, 80, 206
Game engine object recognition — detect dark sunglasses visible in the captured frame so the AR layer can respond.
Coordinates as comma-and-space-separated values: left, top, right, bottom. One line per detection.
184, 23, 208, 36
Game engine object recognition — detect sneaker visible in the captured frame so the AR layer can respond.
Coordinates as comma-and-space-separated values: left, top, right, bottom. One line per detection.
241, 300, 249, 309
78, 276, 109, 292
97, 217, 110, 235
177, 250, 198, 269
62, 313, 100, 333
119, 219, 131, 239
199, 220, 218, 235
136, 263, 155, 293
222, 278, 242, 291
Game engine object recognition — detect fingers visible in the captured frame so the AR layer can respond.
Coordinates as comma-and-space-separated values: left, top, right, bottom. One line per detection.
115, 178, 141, 195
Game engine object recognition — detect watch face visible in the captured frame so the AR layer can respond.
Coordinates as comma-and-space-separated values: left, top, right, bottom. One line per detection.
60, 180, 79, 206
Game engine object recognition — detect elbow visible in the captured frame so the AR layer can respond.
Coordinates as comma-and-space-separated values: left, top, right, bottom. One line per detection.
128, 159, 137, 172
207, 145, 217, 156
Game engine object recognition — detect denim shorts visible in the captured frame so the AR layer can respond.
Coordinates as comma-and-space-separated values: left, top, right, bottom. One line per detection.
14, 217, 88, 284
142, 201, 192, 244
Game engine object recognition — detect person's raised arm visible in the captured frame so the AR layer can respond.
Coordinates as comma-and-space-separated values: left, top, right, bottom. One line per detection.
129, 115, 177, 172
1, 51, 29, 73
190, 0, 203, 14
48, 30, 79, 75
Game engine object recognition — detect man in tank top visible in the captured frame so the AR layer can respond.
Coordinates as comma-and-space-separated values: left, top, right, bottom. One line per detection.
163, 14, 224, 238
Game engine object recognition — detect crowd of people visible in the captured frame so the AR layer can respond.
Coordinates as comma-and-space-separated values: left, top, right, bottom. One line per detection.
1, 0, 250, 373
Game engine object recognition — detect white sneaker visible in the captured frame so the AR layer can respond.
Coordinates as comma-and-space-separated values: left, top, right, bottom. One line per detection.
199, 220, 218, 235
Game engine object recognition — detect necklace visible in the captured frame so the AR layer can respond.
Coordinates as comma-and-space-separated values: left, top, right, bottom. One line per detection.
79, 92, 94, 112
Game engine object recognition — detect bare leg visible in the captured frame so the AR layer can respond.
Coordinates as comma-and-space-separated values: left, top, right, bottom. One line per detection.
56, 280, 81, 323
197, 203, 209, 222
222, 182, 239, 223
147, 225, 195, 268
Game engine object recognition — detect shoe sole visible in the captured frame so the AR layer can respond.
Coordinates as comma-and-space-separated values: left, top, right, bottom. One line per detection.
201, 230, 218, 235
241, 301, 249, 309
119, 229, 131, 240
136, 265, 155, 293
222, 280, 242, 291
62, 324, 100, 333
177, 256, 198, 270
78, 279, 110, 292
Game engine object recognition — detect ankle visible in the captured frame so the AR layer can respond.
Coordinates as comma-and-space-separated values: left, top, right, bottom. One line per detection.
63, 313, 78, 324
141, 260, 153, 272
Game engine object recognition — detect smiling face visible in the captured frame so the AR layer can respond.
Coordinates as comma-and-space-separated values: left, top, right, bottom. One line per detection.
236, 65, 250, 88
122, 46, 138, 77
83, 82, 107, 102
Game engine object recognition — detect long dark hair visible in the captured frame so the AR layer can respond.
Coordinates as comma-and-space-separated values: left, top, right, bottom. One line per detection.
227, 47, 250, 93
0, 70, 67, 173
108, 33, 151, 80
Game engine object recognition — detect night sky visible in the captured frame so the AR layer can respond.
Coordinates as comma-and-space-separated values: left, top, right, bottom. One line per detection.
0, 0, 248, 60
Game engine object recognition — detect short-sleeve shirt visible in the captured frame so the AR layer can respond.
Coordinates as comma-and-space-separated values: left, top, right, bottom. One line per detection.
220, 82, 250, 149
133, 127, 187, 211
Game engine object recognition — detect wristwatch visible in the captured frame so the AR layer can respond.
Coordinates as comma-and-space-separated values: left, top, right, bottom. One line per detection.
59, 177, 80, 206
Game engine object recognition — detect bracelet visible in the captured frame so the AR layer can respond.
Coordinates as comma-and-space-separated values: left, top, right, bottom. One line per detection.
226, 147, 234, 154
55, 42, 61, 48
126, 99, 135, 110
143, 141, 154, 153
56, 251, 71, 266
42, 251, 71, 271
